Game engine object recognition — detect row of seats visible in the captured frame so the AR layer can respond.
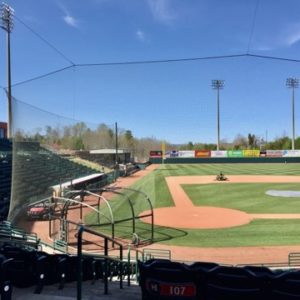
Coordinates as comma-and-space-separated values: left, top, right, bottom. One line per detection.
75, 152, 119, 169
0, 221, 39, 248
0, 150, 12, 220
0, 242, 136, 299
138, 259, 300, 300
11, 145, 97, 212
0, 140, 12, 152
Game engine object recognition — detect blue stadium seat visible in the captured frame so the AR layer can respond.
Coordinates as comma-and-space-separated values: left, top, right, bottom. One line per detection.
139, 260, 198, 300
270, 270, 300, 299
206, 266, 264, 300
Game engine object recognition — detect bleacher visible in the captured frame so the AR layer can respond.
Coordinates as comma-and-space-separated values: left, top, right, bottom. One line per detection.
2, 218, 300, 299
0, 139, 12, 152
75, 151, 116, 169
11, 143, 97, 211
139, 259, 300, 300
0, 139, 12, 220
0, 221, 139, 299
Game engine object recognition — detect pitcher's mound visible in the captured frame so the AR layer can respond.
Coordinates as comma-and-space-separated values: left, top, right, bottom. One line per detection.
142, 206, 252, 229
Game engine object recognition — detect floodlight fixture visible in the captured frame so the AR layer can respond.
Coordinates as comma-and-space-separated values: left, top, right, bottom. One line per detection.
1, 2, 14, 32
212, 80, 225, 90
286, 77, 299, 89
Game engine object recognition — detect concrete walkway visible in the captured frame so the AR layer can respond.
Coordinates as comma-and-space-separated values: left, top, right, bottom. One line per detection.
13, 280, 141, 300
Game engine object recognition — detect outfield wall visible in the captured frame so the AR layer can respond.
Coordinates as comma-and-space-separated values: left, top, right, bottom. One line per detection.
149, 149, 300, 163
149, 157, 300, 163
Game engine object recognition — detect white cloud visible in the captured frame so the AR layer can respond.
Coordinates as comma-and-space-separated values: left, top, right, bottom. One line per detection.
63, 14, 79, 28
57, 2, 80, 29
253, 45, 274, 51
281, 23, 300, 47
147, 0, 177, 24
136, 29, 146, 42
250, 23, 300, 52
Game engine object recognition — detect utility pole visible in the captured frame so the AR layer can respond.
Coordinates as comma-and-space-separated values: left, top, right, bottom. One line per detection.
115, 122, 118, 165
286, 77, 299, 150
1, 3, 14, 138
212, 80, 225, 151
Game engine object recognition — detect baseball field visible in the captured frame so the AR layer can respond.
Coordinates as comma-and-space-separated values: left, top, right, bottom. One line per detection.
84, 163, 300, 263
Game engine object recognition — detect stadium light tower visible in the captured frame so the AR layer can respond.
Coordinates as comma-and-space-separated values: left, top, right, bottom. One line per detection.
286, 77, 299, 150
212, 80, 225, 151
1, 3, 14, 139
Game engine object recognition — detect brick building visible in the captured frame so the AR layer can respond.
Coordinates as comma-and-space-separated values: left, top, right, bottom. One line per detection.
0, 122, 7, 139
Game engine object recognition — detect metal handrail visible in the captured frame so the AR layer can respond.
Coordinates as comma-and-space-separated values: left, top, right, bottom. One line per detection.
76, 225, 124, 300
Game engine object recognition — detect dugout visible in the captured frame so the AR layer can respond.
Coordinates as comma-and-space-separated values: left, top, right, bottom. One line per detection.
51, 173, 106, 197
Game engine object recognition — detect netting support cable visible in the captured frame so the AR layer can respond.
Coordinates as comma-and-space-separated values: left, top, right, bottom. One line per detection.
8, 52, 300, 89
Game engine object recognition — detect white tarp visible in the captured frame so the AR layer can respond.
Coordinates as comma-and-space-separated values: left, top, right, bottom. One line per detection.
266, 190, 300, 197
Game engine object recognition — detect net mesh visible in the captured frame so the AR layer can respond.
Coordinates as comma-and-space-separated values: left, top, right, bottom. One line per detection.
6, 57, 300, 257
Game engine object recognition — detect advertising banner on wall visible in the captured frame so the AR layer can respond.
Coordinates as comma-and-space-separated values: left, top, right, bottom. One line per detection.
266, 150, 283, 157
164, 151, 171, 158
260, 151, 267, 157
170, 150, 179, 157
211, 151, 227, 158
282, 150, 300, 157
165, 150, 179, 158
227, 150, 243, 157
195, 150, 211, 158
178, 150, 195, 158
149, 150, 162, 158
243, 150, 260, 157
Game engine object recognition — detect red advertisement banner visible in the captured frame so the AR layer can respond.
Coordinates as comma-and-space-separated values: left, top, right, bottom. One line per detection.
195, 150, 211, 158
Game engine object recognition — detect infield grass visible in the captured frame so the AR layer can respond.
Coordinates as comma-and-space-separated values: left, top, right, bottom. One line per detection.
183, 183, 300, 213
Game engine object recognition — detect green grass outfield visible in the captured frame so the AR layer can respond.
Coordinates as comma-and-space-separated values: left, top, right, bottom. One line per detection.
85, 163, 300, 247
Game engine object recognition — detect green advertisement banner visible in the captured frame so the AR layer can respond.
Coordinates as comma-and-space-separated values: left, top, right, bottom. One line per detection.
227, 150, 243, 157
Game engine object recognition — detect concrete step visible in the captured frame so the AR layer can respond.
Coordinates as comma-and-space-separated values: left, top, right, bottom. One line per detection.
12, 280, 141, 300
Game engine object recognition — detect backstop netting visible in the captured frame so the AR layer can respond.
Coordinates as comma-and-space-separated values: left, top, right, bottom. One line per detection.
6, 56, 300, 263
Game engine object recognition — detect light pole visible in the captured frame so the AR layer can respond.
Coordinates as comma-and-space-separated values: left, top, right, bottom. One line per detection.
1, 3, 14, 139
212, 79, 225, 151
286, 77, 299, 150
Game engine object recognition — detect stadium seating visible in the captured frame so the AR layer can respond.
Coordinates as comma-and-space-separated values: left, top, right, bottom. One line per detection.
0, 220, 138, 298
138, 259, 300, 300
0, 139, 12, 221
138, 259, 198, 300
205, 266, 263, 300
11, 143, 97, 214
270, 270, 300, 299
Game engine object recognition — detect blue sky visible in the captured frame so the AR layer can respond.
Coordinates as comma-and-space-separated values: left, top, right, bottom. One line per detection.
1, 0, 300, 144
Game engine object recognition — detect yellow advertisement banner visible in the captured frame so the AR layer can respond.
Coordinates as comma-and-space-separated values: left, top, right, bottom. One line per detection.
243, 150, 260, 157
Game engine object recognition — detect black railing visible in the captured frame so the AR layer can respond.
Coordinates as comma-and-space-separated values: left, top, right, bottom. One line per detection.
76, 225, 125, 300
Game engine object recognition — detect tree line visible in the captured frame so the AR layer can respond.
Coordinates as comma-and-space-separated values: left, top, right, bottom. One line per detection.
15, 122, 300, 161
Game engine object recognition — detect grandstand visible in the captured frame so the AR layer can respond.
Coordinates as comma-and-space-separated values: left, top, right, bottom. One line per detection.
9, 142, 100, 221
0, 139, 12, 220
75, 149, 131, 168
0, 140, 145, 299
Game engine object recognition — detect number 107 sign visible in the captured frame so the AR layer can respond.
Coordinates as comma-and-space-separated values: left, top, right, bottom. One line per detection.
146, 279, 196, 297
